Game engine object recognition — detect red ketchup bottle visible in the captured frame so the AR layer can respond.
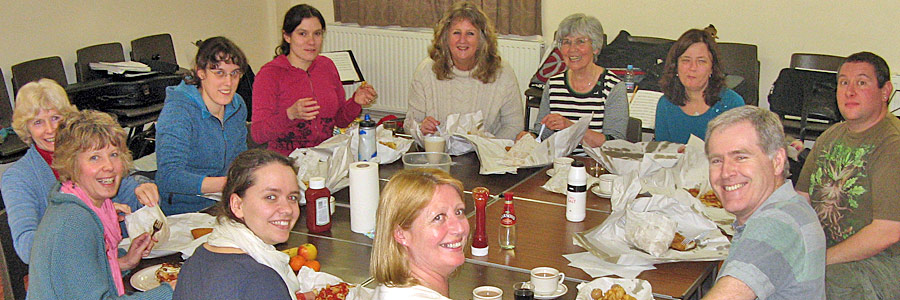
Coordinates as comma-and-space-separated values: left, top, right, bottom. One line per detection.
305, 177, 332, 233
471, 187, 490, 256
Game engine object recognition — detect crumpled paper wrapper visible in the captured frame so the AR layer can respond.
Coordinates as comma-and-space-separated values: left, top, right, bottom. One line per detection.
408, 111, 491, 155
120, 212, 216, 259
125, 205, 170, 246
564, 252, 655, 279
347, 124, 414, 164
575, 277, 653, 300
461, 115, 591, 174
625, 210, 677, 257
296, 266, 373, 300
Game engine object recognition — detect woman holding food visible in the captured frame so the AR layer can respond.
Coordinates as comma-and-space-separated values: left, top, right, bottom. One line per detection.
156, 36, 249, 215
252, 4, 377, 155
404, 1, 523, 140
27, 110, 172, 299
370, 169, 469, 299
654, 28, 744, 144
174, 149, 302, 300
517, 13, 628, 148
1, 79, 158, 264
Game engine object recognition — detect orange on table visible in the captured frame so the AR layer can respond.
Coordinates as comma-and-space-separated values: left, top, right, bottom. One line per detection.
303, 260, 321, 272
289, 254, 307, 272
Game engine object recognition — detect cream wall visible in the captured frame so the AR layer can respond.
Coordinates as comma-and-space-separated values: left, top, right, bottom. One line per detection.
4, 1, 898, 108
0, 0, 281, 97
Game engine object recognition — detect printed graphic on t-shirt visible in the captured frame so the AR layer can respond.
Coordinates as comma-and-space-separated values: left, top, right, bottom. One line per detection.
275, 117, 334, 150
808, 142, 873, 246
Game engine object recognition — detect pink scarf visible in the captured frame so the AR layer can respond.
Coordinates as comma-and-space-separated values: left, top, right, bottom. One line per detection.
61, 181, 125, 295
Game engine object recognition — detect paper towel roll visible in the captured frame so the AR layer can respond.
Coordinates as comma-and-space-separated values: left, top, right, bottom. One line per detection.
349, 161, 380, 233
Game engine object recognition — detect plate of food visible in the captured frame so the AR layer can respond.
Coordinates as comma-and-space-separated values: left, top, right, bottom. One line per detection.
576, 277, 652, 300
131, 262, 182, 291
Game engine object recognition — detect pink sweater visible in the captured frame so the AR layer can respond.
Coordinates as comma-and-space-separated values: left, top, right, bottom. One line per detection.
251, 55, 361, 155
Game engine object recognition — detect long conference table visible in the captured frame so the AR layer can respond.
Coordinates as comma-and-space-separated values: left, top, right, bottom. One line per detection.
128, 152, 718, 299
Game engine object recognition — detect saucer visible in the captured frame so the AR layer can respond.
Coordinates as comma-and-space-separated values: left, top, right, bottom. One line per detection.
532, 282, 568, 299
591, 185, 612, 198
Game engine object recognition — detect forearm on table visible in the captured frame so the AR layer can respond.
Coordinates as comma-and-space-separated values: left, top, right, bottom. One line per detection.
826, 219, 900, 265
582, 130, 608, 148
702, 276, 756, 300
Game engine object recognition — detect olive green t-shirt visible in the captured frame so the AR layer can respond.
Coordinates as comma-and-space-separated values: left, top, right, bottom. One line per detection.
796, 113, 900, 255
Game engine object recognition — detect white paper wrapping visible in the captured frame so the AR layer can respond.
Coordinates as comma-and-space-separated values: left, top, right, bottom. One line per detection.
349, 162, 379, 234
409, 111, 490, 155
119, 213, 216, 259
124, 205, 170, 245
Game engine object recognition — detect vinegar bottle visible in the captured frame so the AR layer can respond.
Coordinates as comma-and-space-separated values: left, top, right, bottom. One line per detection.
305, 177, 332, 233
472, 187, 490, 256
498, 192, 517, 249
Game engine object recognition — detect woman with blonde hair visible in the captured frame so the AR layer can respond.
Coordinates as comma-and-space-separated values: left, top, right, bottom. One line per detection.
1, 79, 158, 264
27, 110, 172, 299
370, 169, 469, 299
404, 1, 523, 141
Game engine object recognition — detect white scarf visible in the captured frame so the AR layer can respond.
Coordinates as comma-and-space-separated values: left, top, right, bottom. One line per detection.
206, 218, 301, 299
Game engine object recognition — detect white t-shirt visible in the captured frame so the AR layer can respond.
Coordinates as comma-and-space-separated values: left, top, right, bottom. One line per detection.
371, 284, 451, 300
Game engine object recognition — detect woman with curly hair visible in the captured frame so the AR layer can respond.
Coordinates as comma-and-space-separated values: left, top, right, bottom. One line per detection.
404, 1, 523, 140
654, 28, 744, 144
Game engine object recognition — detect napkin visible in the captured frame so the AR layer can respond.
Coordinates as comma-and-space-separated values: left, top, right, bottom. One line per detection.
408, 111, 490, 155
124, 205, 170, 245
296, 266, 373, 300
463, 115, 591, 174
563, 252, 655, 279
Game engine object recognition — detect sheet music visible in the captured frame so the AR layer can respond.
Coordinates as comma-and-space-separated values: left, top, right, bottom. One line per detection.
629, 90, 663, 130
320, 51, 362, 82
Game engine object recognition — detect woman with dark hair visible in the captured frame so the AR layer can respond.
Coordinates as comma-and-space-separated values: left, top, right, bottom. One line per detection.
174, 149, 301, 300
654, 28, 743, 144
404, 1, 523, 140
27, 110, 173, 299
517, 13, 628, 148
252, 4, 377, 155
156, 36, 249, 215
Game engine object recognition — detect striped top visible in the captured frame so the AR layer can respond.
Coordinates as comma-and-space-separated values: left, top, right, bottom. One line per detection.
546, 71, 622, 132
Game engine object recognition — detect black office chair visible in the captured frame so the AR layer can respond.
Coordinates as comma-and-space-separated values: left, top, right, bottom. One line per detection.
131, 33, 177, 65
75, 42, 126, 82
718, 43, 760, 106
790, 53, 845, 72
0, 70, 28, 164
10, 57, 67, 96
0, 209, 28, 300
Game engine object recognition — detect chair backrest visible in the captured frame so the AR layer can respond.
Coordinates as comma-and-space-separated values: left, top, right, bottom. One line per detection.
0, 209, 28, 300
626, 35, 674, 45
131, 33, 177, 65
718, 42, 760, 106
790, 53, 845, 72
626, 117, 642, 143
10, 57, 67, 96
0, 69, 12, 128
75, 42, 125, 82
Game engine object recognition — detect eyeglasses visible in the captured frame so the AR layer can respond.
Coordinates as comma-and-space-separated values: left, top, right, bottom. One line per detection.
559, 38, 591, 48
207, 68, 243, 80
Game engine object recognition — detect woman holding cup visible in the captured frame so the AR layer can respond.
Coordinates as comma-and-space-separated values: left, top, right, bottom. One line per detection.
370, 169, 469, 299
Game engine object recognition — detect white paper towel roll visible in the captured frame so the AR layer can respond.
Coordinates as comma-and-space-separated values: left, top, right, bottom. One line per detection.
349, 161, 380, 233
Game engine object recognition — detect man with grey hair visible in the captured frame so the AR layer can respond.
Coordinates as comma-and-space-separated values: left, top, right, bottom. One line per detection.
795, 51, 900, 299
702, 106, 825, 300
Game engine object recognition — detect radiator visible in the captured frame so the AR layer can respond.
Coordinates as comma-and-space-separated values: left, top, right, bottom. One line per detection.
323, 24, 544, 115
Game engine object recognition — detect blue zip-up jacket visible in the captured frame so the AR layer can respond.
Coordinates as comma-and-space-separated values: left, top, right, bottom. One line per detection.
155, 81, 247, 215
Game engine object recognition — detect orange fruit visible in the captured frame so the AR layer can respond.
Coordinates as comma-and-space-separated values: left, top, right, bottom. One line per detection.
299, 243, 318, 260
289, 254, 307, 272
303, 260, 321, 272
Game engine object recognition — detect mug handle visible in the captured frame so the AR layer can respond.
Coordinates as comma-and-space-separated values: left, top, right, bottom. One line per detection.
557, 272, 565, 285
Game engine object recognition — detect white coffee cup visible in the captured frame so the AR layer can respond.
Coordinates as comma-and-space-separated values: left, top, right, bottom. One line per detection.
530, 267, 564, 296
552, 157, 574, 176
598, 174, 616, 195
472, 285, 503, 300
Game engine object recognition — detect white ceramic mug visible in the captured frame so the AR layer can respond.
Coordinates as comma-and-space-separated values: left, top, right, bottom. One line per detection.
530, 267, 564, 296
552, 157, 574, 176
598, 174, 616, 195
472, 285, 503, 300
